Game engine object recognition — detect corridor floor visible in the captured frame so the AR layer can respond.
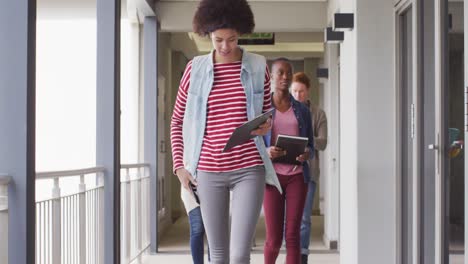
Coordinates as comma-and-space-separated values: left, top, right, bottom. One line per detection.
142, 215, 339, 263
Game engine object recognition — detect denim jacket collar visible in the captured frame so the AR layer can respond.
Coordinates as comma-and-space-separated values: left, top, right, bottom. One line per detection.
205, 47, 252, 74
270, 93, 303, 120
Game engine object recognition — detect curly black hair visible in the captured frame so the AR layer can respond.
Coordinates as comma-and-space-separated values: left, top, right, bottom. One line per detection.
193, 0, 255, 36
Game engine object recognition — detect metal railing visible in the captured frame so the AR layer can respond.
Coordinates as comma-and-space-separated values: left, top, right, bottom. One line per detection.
120, 163, 151, 264
34, 164, 152, 264
35, 167, 105, 264
0, 174, 12, 264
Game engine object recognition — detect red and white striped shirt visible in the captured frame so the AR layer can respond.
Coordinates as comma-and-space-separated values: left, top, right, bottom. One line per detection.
171, 60, 272, 173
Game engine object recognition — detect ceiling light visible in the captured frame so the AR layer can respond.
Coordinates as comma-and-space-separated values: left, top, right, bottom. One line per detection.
333, 13, 354, 31
324, 27, 344, 44
317, 68, 328, 83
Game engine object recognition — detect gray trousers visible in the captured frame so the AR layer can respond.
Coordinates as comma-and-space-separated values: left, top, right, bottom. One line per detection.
197, 166, 265, 264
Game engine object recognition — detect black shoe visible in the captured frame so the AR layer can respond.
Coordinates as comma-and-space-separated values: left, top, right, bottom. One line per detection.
301, 254, 308, 264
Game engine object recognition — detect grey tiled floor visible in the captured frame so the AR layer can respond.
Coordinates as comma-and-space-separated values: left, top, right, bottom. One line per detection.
142, 215, 339, 263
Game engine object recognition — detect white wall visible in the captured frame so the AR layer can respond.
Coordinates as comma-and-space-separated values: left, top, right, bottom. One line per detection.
355, 0, 396, 263
322, 43, 340, 249
324, 0, 397, 263
336, 0, 359, 262
321, 0, 344, 252
327, 0, 339, 25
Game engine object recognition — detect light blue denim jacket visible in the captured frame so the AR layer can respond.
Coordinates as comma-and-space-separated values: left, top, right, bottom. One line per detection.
181, 48, 282, 193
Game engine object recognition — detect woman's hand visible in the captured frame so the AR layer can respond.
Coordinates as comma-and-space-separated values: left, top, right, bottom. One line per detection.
296, 148, 310, 163
176, 168, 197, 190
251, 117, 272, 136
267, 146, 287, 160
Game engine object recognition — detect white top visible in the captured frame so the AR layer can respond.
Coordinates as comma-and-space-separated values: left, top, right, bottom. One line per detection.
181, 186, 199, 214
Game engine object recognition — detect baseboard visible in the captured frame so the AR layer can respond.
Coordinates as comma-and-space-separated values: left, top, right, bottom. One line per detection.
323, 233, 339, 250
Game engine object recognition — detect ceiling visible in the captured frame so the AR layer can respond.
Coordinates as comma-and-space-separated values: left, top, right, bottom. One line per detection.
36, 0, 328, 60
160, 0, 327, 1
186, 32, 324, 59
36, 0, 465, 60
156, 1, 328, 32
156, 0, 328, 59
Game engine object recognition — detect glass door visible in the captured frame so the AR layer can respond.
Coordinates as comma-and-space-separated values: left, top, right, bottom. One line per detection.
397, 3, 414, 263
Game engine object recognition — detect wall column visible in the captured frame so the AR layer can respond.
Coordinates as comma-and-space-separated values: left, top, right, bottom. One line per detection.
143, 16, 159, 253
0, 1, 37, 263
96, 0, 121, 262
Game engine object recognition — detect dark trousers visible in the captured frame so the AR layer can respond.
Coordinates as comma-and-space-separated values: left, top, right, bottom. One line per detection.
189, 207, 210, 264
263, 173, 308, 264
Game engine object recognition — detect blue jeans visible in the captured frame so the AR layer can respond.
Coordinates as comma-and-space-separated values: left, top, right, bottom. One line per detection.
300, 180, 317, 255
189, 207, 210, 264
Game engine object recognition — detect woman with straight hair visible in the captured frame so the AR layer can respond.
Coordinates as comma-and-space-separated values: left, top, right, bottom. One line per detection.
170, 0, 282, 263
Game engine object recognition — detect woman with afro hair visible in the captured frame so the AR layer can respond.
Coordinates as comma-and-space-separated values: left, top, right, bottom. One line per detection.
170, 0, 282, 263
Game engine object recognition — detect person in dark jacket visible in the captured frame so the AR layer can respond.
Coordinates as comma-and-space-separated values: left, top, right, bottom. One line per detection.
263, 58, 314, 264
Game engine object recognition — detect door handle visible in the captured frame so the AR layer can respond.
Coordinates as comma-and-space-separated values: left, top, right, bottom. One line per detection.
428, 144, 438, 150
